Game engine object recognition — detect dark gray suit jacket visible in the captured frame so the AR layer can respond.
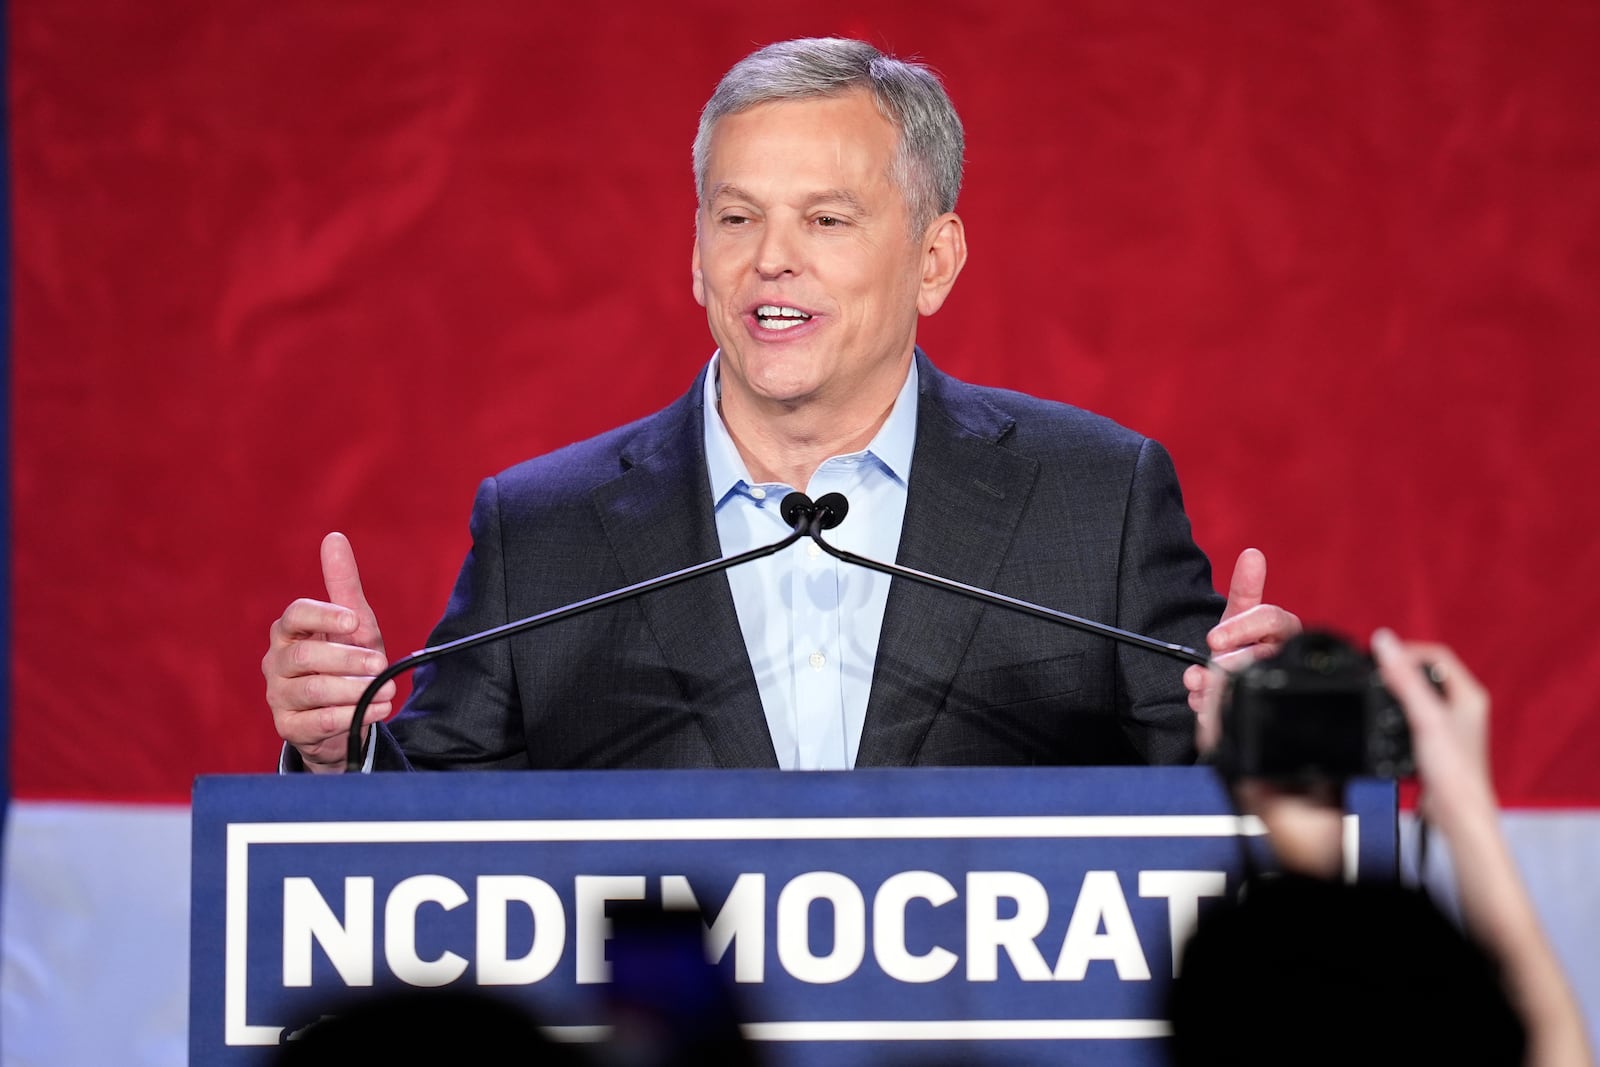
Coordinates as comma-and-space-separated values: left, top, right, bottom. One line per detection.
372, 352, 1223, 771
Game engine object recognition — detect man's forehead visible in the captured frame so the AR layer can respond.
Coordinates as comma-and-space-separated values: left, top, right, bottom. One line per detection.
702, 94, 896, 180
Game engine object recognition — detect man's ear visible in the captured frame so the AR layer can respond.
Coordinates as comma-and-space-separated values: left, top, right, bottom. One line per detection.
692, 236, 707, 308
916, 212, 968, 317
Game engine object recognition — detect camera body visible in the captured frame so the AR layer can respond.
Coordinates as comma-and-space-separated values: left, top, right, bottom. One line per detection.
1213, 629, 1415, 782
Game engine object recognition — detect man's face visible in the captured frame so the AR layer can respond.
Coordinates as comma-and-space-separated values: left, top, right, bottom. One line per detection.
693, 91, 927, 417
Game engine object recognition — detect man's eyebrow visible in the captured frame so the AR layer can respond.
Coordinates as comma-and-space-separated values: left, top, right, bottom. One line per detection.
804, 189, 871, 215
705, 184, 871, 215
707, 182, 752, 205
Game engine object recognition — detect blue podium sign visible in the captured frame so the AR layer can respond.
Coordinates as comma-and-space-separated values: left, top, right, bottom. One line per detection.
191, 768, 1396, 1066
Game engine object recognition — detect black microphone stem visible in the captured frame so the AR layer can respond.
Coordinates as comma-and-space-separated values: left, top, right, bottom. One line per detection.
344, 506, 815, 771
805, 519, 1213, 670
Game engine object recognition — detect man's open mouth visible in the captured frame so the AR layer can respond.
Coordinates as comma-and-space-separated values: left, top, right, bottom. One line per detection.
755, 304, 813, 331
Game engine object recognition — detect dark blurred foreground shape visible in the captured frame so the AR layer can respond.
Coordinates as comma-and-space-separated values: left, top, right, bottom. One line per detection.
1167, 873, 1526, 1067
271, 986, 593, 1065
598, 901, 764, 1067
272, 901, 763, 1067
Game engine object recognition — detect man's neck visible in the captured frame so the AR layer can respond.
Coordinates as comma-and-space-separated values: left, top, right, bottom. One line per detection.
718, 360, 912, 488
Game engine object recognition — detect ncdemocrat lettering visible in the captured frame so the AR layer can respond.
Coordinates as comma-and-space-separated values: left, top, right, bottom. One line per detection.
281, 868, 1228, 989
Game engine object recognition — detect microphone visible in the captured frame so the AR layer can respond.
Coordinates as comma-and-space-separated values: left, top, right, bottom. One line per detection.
778, 491, 814, 529
800, 492, 1212, 669
781, 490, 848, 533
812, 492, 849, 531
344, 491, 833, 771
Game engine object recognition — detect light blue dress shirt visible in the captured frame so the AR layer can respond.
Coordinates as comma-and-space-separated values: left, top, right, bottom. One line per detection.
702, 356, 917, 770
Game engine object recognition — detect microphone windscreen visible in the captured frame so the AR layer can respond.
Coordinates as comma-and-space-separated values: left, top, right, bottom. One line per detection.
779, 491, 815, 529
814, 493, 849, 530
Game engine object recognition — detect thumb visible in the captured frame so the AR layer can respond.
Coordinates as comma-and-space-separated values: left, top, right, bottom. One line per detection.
1220, 547, 1267, 622
321, 532, 384, 651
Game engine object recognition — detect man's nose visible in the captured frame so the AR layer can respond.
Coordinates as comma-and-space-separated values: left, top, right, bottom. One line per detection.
754, 222, 801, 279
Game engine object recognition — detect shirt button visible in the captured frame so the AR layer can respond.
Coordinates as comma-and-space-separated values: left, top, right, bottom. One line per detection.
808, 651, 826, 670
749, 487, 767, 500
806, 542, 822, 559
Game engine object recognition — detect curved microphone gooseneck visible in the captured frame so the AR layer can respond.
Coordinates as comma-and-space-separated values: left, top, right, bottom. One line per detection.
802, 491, 1213, 669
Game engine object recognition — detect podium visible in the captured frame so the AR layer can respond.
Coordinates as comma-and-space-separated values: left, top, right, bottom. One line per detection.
191, 767, 1397, 1065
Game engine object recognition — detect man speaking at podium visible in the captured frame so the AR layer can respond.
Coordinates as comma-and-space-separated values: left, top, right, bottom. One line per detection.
264, 38, 1298, 775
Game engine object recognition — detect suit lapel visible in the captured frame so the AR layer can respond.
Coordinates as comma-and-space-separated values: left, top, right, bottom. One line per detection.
855, 355, 1041, 766
589, 370, 779, 768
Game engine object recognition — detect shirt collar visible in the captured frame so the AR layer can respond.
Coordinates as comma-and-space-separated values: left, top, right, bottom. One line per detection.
701, 353, 919, 504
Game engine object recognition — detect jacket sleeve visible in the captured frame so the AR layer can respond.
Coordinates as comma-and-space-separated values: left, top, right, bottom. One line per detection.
1112, 437, 1225, 764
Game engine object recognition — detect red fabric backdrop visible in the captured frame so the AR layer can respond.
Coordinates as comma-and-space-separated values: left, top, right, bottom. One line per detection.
11, 1, 1599, 805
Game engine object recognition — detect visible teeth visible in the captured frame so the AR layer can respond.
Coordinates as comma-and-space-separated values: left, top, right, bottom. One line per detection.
755, 305, 810, 331
756, 304, 810, 320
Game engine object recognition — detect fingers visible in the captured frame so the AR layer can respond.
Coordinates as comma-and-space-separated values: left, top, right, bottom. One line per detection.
263, 645, 396, 720
1391, 640, 1487, 718
274, 658, 395, 707
1184, 663, 1226, 753
1371, 627, 1497, 820
274, 634, 389, 679
1371, 630, 1489, 744
263, 601, 388, 716
320, 531, 368, 609
1371, 628, 1450, 727
283, 701, 395, 774
263, 605, 376, 713
1208, 604, 1302, 655
1210, 549, 1301, 653
1218, 547, 1267, 622
1370, 627, 1425, 687
265, 659, 397, 773
269, 597, 359, 647
321, 532, 385, 653
1208, 641, 1285, 672
1184, 640, 1281, 752
276, 694, 396, 749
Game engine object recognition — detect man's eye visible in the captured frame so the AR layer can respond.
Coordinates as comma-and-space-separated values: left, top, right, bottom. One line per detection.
719, 214, 749, 226
815, 216, 841, 228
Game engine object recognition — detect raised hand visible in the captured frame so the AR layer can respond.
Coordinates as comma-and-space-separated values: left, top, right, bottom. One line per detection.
262, 532, 396, 772
1185, 548, 1302, 750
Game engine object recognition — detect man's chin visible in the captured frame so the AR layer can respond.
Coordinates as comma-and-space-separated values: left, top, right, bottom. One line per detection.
723, 366, 828, 412
748, 379, 827, 410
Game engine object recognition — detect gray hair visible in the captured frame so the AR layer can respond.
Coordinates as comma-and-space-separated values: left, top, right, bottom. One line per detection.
693, 38, 965, 234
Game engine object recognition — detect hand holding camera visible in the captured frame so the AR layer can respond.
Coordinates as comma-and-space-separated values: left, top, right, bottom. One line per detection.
1204, 628, 1458, 880
1211, 628, 1432, 785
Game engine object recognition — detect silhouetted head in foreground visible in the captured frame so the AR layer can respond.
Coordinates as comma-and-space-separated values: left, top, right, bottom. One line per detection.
1167, 875, 1526, 1067
272, 987, 591, 1066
